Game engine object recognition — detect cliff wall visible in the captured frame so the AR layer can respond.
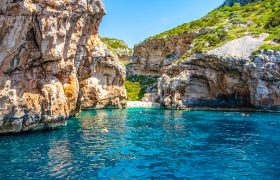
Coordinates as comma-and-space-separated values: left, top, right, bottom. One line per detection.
129, 0, 280, 110
0, 0, 126, 133
159, 35, 280, 110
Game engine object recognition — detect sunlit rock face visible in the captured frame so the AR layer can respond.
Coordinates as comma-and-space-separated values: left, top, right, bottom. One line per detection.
0, 0, 126, 133
130, 22, 279, 111
77, 36, 127, 110
158, 35, 280, 110
246, 50, 280, 109
158, 54, 253, 109
128, 32, 196, 76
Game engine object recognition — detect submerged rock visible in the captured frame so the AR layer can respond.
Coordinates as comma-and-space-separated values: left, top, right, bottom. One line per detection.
0, 0, 126, 134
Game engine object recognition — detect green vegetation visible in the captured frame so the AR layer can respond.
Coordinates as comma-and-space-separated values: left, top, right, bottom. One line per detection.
122, 61, 132, 67
259, 43, 280, 51
101, 37, 132, 56
125, 75, 158, 101
146, 0, 280, 57
101, 37, 133, 65
264, 11, 280, 29
101, 37, 130, 50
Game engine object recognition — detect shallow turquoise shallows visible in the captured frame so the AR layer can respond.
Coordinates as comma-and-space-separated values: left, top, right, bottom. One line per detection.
1, 108, 280, 179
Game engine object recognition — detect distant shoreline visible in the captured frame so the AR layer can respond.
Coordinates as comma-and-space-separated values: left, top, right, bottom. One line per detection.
175, 107, 280, 113
126, 102, 280, 113
127, 101, 161, 108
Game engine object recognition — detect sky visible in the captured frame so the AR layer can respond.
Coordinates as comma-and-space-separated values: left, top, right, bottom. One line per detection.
99, 0, 224, 47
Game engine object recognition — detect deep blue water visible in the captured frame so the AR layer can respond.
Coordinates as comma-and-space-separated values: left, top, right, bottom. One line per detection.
1, 108, 280, 179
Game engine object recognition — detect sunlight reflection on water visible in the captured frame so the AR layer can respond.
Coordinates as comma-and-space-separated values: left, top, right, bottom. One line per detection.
0, 108, 280, 179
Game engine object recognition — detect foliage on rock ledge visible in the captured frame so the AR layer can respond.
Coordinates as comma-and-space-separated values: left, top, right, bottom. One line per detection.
145, 0, 279, 56
101, 37, 132, 66
101, 37, 132, 55
125, 75, 158, 101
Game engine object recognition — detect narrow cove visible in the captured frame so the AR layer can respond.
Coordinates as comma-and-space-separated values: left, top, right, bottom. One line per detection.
1, 108, 280, 179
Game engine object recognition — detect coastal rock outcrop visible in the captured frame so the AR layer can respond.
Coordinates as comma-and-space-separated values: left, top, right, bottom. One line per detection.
129, 32, 196, 76
101, 37, 132, 63
77, 37, 127, 109
0, 0, 126, 134
128, 0, 279, 111
158, 35, 280, 110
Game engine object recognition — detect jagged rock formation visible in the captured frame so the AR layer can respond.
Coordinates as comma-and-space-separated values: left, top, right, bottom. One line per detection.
77, 38, 127, 110
101, 37, 132, 63
0, 0, 126, 134
129, 0, 278, 78
159, 35, 280, 110
222, 0, 260, 6
129, 32, 196, 76
129, 0, 280, 110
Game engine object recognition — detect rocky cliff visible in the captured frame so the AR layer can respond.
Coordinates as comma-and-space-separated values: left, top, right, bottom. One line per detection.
101, 37, 132, 64
0, 0, 126, 134
130, 0, 280, 110
159, 35, 280, 110
129, 32, 196, 76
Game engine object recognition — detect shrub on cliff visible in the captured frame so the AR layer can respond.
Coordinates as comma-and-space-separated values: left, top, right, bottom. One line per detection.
125, 75, 158, 101
101, 37, 132, 62
146, 0, 279, 54
265, 11, 280, 29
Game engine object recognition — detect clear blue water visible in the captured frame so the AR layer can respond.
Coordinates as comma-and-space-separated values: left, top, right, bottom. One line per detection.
1, 108, 280, 179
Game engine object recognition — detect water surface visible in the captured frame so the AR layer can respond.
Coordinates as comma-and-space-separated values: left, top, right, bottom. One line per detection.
1, 108, 280, 179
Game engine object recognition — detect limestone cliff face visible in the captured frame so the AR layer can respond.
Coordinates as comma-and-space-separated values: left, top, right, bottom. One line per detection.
158, 35, 280, 110
77, 37, 127, 110
0, 0, 126, 134
129, 32, 196, 76
101, 37, 132, 63
128, 0, 279, 111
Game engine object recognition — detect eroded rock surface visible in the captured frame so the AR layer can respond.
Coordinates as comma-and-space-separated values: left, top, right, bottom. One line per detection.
77, 37, 127, 109
129, 32, 196, 76
0, 0, 126, 134
101, 37, 132, 63
158, 35, 280, 110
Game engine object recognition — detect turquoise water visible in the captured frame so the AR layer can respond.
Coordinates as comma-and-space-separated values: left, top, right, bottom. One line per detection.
0, 108, 280, 179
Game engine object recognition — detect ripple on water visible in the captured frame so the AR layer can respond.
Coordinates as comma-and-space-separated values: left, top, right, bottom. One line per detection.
0, 108, 280, 179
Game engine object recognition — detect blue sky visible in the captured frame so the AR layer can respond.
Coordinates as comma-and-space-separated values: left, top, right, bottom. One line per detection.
99, 0, 224, 47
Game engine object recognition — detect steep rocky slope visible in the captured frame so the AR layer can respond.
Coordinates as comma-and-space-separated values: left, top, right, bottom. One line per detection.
130, 0, 279, 76
101, 37, 132, 64
129, 32, 195, 75
159, 37, 280, 110
0, 0, 126, 134
130, 0, 280, 110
